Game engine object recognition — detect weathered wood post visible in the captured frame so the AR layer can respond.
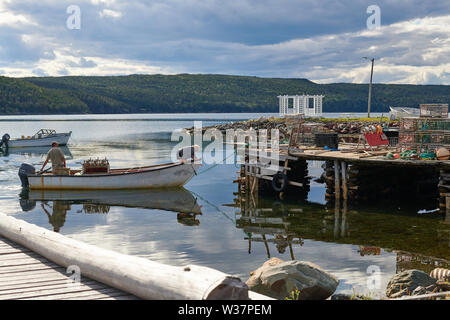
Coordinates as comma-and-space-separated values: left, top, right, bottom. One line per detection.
446, 207, 450, 224
341, 161, 348, 200
334, 197, 340, 239
334, 160, 341, 200
446, 196, 450, 216
324, 161, 335, 202
341, 196, 347, 238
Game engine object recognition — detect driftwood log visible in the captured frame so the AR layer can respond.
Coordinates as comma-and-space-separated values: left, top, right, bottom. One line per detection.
0, 213, 270, 300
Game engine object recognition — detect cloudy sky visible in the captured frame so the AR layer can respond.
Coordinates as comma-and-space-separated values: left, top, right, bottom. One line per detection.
0, 0, 449, 84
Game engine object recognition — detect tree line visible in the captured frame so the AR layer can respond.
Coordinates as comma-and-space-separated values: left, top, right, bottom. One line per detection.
0, 74, 448, 114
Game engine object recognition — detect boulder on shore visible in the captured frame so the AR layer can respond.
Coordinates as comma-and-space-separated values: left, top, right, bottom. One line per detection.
386, 270, 437, 298
245, 258, 339, 300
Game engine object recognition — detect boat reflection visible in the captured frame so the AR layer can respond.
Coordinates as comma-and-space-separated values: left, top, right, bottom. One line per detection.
20, 188, 202, 232
1, 145, 73, 159
234, 197, 450, 272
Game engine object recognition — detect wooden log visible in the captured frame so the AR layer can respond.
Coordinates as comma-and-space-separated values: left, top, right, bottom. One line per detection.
258, 175, 304, 187
0, 213, 269, 300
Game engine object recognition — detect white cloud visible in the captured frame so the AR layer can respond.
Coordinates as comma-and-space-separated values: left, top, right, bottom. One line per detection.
0, 50, 171, 77
0, 1, 448, 84
0, 1, 36, 26
99, 9, 122, 19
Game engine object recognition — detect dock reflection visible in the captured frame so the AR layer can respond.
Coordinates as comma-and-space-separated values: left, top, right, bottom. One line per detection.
234, 196, 450, 272
20, 188, 202, 232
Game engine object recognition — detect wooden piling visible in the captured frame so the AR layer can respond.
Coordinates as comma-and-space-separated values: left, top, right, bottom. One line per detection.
341, 161, 348, 201
334, 160, 341, 200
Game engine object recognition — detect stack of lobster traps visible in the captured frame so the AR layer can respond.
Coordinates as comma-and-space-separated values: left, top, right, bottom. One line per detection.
398, 104, 449, 153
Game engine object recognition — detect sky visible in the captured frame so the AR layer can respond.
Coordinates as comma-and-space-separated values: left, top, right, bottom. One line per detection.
0, 0, 449, 84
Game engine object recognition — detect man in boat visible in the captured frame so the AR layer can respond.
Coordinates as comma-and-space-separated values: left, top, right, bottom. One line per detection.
40, 141, 66, 174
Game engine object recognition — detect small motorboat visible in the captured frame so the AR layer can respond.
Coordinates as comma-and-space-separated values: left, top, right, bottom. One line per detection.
1, 129, 71, 148
19, 160, 200, 190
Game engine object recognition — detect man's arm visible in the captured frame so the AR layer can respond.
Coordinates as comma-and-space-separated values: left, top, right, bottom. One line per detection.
41, 149, 52, 171
41, 203, 51, 218
40, 158, 49, 171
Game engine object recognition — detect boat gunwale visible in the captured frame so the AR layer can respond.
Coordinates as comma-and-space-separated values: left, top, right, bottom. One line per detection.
28, 161, 197, 178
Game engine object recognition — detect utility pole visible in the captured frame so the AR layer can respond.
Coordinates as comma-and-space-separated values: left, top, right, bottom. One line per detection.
363, 57, 375, 118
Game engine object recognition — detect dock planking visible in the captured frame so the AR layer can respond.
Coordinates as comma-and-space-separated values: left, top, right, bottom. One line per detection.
0, 236, 140, 300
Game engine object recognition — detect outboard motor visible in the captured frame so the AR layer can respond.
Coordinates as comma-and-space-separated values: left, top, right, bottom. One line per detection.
18, 163, 36, 188
0, 133, 10, 148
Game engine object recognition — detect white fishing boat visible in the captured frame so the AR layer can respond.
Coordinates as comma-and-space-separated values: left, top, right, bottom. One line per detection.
20, 161, 200, 190
389, 106, 420, 120
1, 129, 71, 148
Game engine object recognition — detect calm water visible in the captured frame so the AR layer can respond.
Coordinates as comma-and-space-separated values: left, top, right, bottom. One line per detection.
0, 112, 448, 298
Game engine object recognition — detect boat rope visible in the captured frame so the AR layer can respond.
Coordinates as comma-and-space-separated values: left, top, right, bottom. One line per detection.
191, 164, 198, 175
195, 150, 237, 176
190, 190, 236, 225
186, 150, 240, 224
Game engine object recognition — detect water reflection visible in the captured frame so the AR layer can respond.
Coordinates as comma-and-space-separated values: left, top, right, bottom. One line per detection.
0, 145, 73, 159
41, 201, 69, 232
235, 196, 450, 272
177, 212, 202, 226
20, 188, 203, 232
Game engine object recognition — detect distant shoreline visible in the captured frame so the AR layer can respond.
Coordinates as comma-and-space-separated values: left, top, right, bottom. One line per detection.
0, 112, 386, 122
2, 74, 447, 115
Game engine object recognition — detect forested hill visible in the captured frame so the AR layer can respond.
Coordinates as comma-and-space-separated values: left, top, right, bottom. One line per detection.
0, 74, 449, 114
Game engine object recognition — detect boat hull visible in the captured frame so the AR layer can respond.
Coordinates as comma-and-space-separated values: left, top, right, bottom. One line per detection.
28, 162, 200, 190
8, 132, 71, 148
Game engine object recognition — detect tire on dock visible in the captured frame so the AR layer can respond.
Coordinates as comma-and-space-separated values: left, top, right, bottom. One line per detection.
271, 171, 289, 192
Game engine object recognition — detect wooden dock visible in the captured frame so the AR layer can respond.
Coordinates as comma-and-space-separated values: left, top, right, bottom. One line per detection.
0, 236, 139, 300
0, 212, 270, 300
237, 140, 450, 214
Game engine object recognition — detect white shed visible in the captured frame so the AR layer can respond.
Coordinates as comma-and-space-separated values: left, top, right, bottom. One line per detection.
278, 95, 324, 117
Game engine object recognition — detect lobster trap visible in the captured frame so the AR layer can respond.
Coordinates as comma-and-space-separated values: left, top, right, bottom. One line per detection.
420, 104, 448, 118
82, 158, 110, 174
398, 105, 450, 152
